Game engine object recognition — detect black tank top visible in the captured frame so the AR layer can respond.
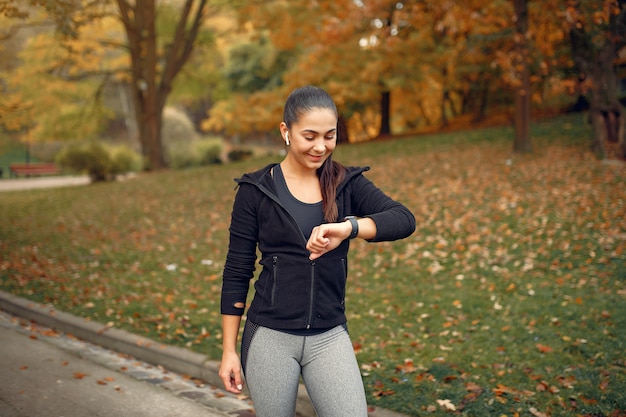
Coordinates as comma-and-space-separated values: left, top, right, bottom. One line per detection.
273, 164, 323, 240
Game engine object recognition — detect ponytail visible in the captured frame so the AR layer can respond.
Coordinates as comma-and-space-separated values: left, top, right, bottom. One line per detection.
318, 156, 345, 222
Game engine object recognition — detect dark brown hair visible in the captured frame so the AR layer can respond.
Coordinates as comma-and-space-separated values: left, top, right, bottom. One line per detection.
283, 86, 346, 222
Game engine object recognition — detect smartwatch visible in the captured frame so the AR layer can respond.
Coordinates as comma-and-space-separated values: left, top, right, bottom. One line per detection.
343, 216, 359, 239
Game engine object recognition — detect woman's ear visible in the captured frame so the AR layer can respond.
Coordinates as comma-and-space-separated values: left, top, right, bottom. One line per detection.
279, 122, 289, 145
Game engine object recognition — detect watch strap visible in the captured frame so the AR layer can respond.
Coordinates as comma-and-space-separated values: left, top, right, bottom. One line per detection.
343, 216, 359, 239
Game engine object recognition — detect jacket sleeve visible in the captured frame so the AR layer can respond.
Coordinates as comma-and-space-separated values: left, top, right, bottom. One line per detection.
220, 183, 258, 316
350, 174, 416, 242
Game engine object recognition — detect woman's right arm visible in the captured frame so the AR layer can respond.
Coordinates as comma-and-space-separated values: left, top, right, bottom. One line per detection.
219, 314, 244, 393
219, 183, 259, 393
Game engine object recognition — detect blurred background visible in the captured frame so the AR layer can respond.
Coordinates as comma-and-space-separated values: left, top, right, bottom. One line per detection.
1, 0, 624, 177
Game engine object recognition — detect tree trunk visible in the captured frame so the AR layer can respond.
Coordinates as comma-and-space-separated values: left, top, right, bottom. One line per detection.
118, 0, 166, 170
116, 0, 208, 170
568, 2, 626, 160
379, 90, 391, 137
474, 81, 489, 123
338, 114, 349, 144
587, 44, 625, 159
512, 0, 532, 153
440, 67, 449, 128
135, 92, 166, 170
441, 90, 449, 128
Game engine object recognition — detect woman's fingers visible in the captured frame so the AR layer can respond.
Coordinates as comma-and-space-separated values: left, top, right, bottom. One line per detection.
307, 223, 348, 260
219, 355, 244, 393
220, 371, 243, 393
307, 226, 329, 251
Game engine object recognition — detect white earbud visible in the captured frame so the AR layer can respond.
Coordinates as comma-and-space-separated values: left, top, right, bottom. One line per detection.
285, 132, 290, 146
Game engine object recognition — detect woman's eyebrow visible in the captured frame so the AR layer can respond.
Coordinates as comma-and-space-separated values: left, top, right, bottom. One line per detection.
301, 128, 337, 135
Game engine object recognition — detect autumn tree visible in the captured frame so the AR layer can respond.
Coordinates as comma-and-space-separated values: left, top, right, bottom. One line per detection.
2, 29, 115, 142
0, 1, 55, 132
188, 0, 623, 153
217, 1, 431, 140
565, 0, 626, 159
1, 0, 217, 170
512, 0, 532, 153
204, 1, 367, 139
115, 0, 210, 169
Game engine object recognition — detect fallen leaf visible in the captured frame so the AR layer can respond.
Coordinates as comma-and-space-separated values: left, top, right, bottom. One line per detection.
465, 382, 483, 392
395, 358, 418, 374
529, 407, 548, 417
536, 343, 553, 353
436, 399, 457, 411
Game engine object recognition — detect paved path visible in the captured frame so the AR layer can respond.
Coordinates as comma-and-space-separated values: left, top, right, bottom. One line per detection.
0, 176, 91, 192
0, 292, 407, 417
0, 309, 253, 417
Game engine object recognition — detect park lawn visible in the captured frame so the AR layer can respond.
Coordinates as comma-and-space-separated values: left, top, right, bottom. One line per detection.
1, 113, 625, 416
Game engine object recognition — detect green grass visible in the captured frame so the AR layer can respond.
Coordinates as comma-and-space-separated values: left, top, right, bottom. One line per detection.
1, 113, 625, 416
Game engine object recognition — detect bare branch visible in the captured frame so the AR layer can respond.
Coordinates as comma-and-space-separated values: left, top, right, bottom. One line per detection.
96, 38, 129, 51
0, 19, 54, 40
161, 0, 208, 89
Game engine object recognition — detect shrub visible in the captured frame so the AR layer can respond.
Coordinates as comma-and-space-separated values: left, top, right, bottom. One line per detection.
168, 138, 223, 169
228, 148, 254, 162
30, 141, 64, 163
196, 141, 222, 165
162, 107, 199, 167
109, 145, 143, 174
56, 141, 142, 182
167, 142, 196, 169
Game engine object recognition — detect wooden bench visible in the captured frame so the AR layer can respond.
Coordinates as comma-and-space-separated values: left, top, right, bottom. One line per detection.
9, 163, 59, 177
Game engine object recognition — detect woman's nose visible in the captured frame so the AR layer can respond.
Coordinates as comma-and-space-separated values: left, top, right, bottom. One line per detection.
313, 138, 326, 152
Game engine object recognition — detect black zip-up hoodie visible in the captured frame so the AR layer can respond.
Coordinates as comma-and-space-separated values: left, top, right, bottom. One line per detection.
221, 163, 415, 330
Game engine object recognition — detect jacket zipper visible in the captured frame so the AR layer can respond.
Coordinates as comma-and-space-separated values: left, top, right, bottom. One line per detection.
271, 256, 278, 305
307, 261, 315, 329
340, 258, 347, 311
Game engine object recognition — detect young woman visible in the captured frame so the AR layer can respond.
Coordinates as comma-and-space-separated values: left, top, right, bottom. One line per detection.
219, 85, 415, 417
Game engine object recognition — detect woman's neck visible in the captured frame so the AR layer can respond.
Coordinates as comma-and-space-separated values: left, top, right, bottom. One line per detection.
279, 158, 322, 203
280, 156, 317, 180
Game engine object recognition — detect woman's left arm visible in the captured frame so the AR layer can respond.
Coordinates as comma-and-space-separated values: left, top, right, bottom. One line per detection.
351, 174, 416, 242
306, 175, 415, 259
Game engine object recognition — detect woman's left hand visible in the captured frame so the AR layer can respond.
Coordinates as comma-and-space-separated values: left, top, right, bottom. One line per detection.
307, 222, 352, 260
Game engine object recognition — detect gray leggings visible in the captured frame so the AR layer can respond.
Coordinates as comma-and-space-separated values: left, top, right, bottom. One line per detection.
241, 322, 368, 417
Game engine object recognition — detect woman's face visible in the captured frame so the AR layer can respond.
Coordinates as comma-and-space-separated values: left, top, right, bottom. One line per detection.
283, 107, 337, 171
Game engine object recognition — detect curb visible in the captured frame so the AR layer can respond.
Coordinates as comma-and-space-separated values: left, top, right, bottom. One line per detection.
0, 290, 408, 417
